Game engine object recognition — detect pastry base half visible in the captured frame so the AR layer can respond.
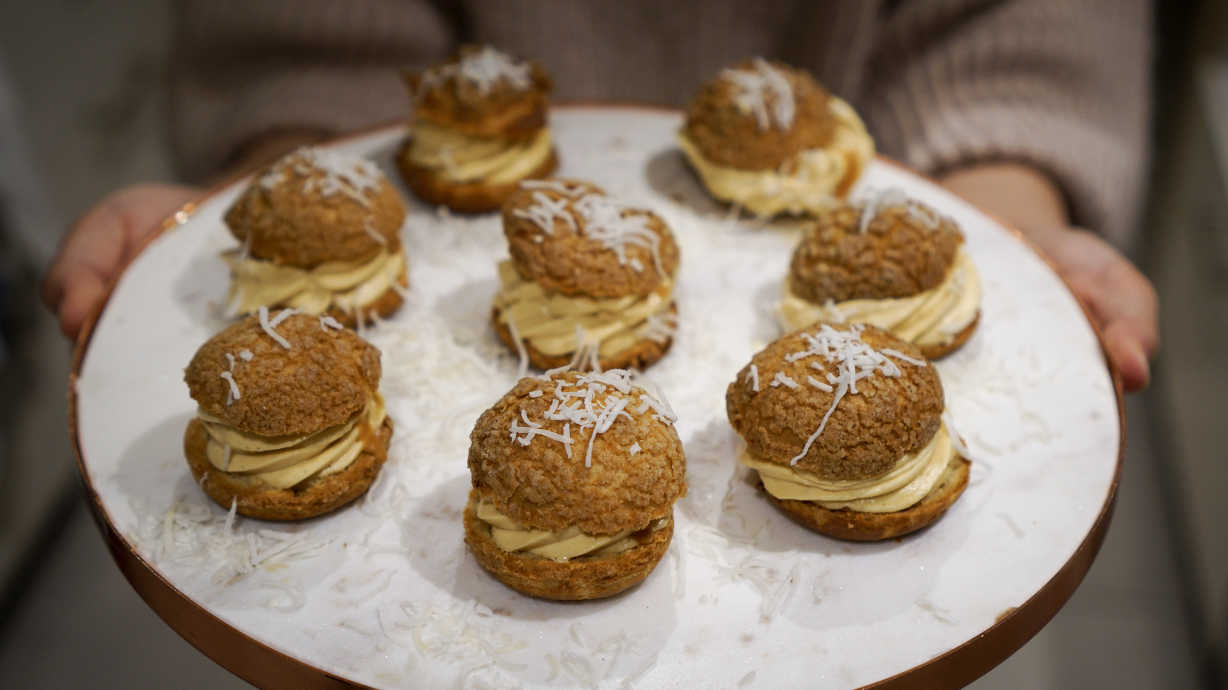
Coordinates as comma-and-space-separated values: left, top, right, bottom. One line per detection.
916, 311, 980, 360
491, 304, 675, 372
184, 416, 393, 521
463, 491, 673, 601
327, 269, 409, 329
396, 141, 559, 213
762, 454, 970, 542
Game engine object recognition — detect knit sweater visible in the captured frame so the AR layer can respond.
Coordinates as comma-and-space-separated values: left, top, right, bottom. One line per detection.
170, 0, 1151, 245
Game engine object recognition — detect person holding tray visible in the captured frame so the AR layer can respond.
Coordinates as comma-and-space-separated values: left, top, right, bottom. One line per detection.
41, 0, 1156, 392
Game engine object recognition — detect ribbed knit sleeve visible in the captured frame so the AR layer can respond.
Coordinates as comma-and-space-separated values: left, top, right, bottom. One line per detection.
862, 0, 1152, 246
169, 0, 455, 182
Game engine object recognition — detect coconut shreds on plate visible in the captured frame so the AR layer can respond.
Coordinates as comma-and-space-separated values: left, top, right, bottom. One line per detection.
130, 497, 331, 592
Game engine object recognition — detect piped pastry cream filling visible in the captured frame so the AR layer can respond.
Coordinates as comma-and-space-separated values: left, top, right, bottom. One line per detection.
678, 98, 874, 217
476, 499, 668, 561
199, 394, 386, 490
492, 259, 675, 357
224, 249, 406, 317
740, 423, 955, 513
406, 120, 553, 185
779, 247, 981, 347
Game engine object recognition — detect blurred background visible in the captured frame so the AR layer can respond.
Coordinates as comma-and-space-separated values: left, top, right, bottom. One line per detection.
0, 1, 1223, 687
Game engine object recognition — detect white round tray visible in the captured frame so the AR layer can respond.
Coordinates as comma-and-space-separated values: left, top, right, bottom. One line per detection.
71, 106, 1121, 689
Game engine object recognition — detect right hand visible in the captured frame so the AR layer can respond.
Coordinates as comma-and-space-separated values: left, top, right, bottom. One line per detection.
42, 183, 201, 341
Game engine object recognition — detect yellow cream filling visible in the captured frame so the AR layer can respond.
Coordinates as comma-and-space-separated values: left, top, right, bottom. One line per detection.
678, 97, 874, 217
779, 247, 981, 347
739, 424, 955, 513
199, 394, 386, 490
224, 248, 406, 317
406, 121, 553, 185
476, 500, 668, 561
491, 259, 674, 358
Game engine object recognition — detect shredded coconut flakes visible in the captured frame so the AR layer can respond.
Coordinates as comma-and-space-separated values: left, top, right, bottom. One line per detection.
260, 147, 384, 208
721, 58, 795, 131
782, 324, 927, 465
419, 45, 532, 96
770, 372, 800, 389
363, 218, 388, 245
219, 371, 240, 405
856, 188, 947, 234
513, 188, 667, 276
258, 306, 293, 349
744, 364, 760, 392
509, 369, 675, 467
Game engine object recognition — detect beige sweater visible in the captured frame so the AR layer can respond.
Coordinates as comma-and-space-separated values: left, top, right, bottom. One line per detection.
171, 0, 1150, 244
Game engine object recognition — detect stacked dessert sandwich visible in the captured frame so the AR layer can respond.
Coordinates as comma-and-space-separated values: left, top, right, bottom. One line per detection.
492, 178, 680, 371
223, 147, 409, 327
779, 190, 981, 358
183, 310, 393, 519
679, 58, 874, 217
465, 369, 686, 599
727, 322, 969, 540
399, 45, 558, 212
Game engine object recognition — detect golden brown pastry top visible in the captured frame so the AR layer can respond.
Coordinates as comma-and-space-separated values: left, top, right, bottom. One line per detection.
468, 370, 687, 535
682, 58, 837, 171
185, 312, 382, 438
408, 44, 551, 141
726, 323, 942, 480
501, 179, 680, 299
789, 196, 964, 303
224, 147, 406, 268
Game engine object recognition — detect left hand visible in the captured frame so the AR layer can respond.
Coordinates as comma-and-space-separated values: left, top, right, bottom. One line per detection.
42, 183, 201, 341
939, 163, 1157, 392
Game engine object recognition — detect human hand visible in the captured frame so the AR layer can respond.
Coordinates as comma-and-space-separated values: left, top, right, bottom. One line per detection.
939, 163, 1157, 392
1024, 226, 1157, 391
42, 183, 201, 341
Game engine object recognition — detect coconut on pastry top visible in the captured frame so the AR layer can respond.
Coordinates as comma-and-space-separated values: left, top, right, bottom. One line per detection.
465, 369, 686, 600
223, 146, 409, 327
183, 310, 393, 520
779, 190, 982, 359
679, 58, 874, 217
726, 322, 969, 541
492, 178, 680, 372
398, 44, 558, 212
